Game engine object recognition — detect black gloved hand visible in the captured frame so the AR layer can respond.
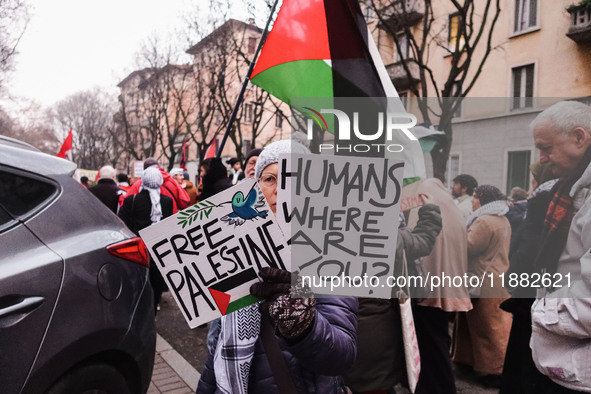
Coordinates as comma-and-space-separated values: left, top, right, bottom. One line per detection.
250, 267, 316, 339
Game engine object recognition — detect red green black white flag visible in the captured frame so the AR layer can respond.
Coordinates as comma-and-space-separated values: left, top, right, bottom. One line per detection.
250, 0, 426, 179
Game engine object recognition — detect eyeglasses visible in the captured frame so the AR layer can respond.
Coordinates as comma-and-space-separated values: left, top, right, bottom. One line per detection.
258, 173, 277, 189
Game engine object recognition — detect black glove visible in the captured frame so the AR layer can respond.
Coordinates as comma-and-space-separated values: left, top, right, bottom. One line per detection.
250, 267, 316, 339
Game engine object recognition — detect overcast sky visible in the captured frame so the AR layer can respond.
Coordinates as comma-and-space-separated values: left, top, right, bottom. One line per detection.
4, 0, 265, 109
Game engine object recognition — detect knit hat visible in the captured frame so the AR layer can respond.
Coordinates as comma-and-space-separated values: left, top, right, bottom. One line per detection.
143, 157, 159, 170
254, 139, 310, 179
245, 148, 263, 164
530, 162, 555, 185
142, 167, 163, 189
169, 168, 184, 177
227, 157, 240, 166
474, 184, 506, 206
98, 165, 116, 180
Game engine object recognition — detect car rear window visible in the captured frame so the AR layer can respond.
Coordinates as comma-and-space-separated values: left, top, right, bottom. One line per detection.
0, 170, 56, 218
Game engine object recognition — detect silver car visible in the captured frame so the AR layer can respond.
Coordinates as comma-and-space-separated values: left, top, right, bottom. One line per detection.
0, 135, 155, 394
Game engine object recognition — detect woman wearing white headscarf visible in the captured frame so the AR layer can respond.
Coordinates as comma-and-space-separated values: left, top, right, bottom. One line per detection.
119, 167, 174, 313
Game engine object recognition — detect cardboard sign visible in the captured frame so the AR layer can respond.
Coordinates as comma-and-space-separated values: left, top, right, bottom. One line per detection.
399, 180, 424, 212
276, 153, 404, 298
132, 161, 144, 178
139, 179, 290, 328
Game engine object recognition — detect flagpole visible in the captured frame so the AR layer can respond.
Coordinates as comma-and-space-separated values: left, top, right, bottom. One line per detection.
216, 0, 280, 158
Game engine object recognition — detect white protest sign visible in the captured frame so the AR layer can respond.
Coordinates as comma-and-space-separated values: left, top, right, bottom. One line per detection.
277, 153, 404, 298
139, 179, 290, 328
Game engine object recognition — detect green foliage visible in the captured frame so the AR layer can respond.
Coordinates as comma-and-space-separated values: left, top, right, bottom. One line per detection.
177, 200, 217, 228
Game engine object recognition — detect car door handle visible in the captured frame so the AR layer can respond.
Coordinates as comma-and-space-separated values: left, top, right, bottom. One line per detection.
0, 296, 45, 327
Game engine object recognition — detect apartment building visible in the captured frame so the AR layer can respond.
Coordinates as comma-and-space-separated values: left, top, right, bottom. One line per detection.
117, 19, 288, 178
367, 0, 591, 192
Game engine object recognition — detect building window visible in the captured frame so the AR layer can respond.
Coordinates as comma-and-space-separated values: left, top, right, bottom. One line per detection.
512, 64, 534, 110
275, 110, 283, 129
514, 0, 537, 33
242, 139, 252, 156
448, 13, 465, 51
506, 150, 531, 193
447, 154, 460, 188
364, 2, 376, 23
395, 32, 409, 62
248, 37, 257, 55
243, 104, 253, 123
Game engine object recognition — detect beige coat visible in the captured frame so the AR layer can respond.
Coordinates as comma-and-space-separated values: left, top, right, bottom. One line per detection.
453, 213, 512, 375
408, 178, 472, 312
467, 214, 512, 298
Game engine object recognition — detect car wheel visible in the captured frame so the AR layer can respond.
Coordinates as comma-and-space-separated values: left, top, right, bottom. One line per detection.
46, 363, 131, 394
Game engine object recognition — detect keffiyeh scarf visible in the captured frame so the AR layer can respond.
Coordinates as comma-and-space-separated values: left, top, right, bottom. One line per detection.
466, 199, 509, 228
140, 167, 163, 223
213, 304, 261, 394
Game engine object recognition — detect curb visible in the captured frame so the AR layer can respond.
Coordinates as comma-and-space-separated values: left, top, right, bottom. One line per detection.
156, 333, 201, 391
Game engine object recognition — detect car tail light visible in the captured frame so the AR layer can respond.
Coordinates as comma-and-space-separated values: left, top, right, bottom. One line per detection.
107, 237, 150, 268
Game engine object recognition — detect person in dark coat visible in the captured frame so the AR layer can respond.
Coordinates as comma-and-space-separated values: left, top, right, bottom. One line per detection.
88, 165, 126, 214
344, 199, 442, 394
124, 158, 190, 213
118, 167, 173, 313
500, 163, 557, 394
199, 158, 233, 201
506, 186, 528, 244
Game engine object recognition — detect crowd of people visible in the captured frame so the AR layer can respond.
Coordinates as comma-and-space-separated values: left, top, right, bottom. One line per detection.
81, 100, 591, 394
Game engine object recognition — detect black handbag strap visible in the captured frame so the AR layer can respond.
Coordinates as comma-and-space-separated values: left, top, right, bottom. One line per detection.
259, 315, 298, 394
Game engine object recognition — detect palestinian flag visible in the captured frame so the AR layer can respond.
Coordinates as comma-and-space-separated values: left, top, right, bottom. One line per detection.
250, 0, 427, 179
251, 0, 391, 101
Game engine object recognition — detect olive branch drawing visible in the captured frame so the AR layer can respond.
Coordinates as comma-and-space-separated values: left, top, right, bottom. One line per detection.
177, 200, 220, 228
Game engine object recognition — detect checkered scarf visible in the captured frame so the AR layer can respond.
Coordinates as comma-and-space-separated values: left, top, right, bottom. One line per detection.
213, 304, 261, 394
536, 147, 591, 276
140, 167, 163, 223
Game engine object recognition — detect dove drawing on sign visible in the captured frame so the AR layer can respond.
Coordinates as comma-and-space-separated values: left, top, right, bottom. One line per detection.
221, 185, 268, 226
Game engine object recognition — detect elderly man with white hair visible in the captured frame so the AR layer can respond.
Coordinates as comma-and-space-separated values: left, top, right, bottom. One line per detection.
528, 101, 591, 393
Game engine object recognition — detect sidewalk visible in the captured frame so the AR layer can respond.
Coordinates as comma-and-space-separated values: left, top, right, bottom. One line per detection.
148, 334, 201, 394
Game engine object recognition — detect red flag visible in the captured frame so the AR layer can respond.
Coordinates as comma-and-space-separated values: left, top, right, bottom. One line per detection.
56, 129, 73, 160
180, 137, 187, 171
204, 138, 217, 159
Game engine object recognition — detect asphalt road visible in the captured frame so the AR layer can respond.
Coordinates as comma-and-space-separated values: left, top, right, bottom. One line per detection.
156, 291, 499, 393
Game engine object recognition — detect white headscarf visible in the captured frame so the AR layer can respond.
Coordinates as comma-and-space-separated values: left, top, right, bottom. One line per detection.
140, 167, 163, 223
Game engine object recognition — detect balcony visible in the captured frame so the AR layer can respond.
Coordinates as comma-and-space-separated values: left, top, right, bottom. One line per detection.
386, 60, 420, 90
378, 0, 424, 31
566, 4, 591, 44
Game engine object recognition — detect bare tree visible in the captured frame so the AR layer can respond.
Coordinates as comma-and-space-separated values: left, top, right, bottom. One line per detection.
181, 1, 283, 163
0, 0, 29, 93
369, 0, 501, 181
114, 1, 284, 170
0, 100, 61, 154
52, 88, 118, 170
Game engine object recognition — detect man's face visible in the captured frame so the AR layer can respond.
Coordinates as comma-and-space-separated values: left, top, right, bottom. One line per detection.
451, 182, 465, 198
534, 121, 587, 178
173, 174, 184, 184
244, 155, 258, 179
